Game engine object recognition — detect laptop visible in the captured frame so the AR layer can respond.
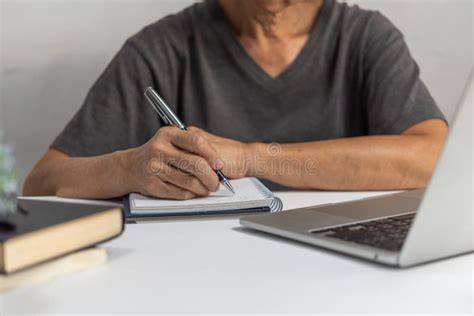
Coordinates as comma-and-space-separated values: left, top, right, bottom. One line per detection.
240, 71, 473, 267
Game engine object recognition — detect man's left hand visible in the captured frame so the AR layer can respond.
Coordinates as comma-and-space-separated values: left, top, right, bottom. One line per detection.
188, 127, 251, 179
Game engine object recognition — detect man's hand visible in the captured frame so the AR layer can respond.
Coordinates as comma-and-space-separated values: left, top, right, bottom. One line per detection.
187, 127, 251, 179
23, 126, 241, 200
124, 126, 226, 200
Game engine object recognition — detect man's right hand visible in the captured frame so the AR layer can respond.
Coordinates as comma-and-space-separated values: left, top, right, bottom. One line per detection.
124, 126, 225, 200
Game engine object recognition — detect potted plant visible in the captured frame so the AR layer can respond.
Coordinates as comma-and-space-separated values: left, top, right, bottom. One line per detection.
0, 142, 17, 214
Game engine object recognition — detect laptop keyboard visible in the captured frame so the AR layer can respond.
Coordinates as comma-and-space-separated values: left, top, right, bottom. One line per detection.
311, 213, 415, 252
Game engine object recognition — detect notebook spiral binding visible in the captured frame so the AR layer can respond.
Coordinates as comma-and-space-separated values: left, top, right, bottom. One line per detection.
251, 178, 284, 212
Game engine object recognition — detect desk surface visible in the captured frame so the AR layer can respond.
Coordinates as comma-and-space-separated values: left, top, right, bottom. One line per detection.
1, 191, 472, 314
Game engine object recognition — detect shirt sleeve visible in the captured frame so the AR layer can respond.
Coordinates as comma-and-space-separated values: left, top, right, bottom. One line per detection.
361, 12, 446, 135
50, 40, 161, 157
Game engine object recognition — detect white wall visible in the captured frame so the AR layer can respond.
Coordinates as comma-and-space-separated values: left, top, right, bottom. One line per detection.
0, 0, 472, 189
1, 0, 196, 188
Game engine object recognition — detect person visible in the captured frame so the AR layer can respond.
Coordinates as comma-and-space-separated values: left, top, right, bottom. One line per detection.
23, 0, 448, 200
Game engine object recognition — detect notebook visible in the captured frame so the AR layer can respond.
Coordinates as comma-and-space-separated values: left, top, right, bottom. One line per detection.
124, 177, 283, 218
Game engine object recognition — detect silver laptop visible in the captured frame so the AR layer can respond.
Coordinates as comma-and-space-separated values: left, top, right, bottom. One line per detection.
240, 72, 473, 268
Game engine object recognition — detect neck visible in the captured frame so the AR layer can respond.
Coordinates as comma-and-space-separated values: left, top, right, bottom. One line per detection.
218, 0, 323, 40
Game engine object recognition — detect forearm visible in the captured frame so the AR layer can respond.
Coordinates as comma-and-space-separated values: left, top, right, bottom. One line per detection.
23, 150, 132, 199
247, 134, 443, 190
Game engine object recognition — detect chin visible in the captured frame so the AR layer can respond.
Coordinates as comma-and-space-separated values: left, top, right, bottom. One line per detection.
253, 0, 309, 13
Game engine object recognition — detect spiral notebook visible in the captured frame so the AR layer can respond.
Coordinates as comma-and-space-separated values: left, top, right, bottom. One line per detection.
125, 177, 283, 218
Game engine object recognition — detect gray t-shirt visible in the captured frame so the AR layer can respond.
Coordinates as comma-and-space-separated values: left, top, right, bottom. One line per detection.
52, 0, 445, 190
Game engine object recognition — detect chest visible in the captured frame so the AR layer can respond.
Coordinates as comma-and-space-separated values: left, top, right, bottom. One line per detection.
238, 35, 311, 79
179, 66, 364, 144
175, 29, 365, 143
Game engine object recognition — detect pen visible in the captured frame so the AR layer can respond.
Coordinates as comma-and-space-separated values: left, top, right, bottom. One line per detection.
144, 87, 235, 194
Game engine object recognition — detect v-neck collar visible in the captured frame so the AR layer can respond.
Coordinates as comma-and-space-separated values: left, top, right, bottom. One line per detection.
207, 0, 334, 90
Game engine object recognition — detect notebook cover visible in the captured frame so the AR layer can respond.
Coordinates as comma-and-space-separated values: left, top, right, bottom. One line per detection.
124, 177, 283, 219
0, 200, 125, 244
123, 196, 272, 219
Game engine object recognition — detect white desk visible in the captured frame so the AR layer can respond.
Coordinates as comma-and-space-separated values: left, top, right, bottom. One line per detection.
1, 191, 472, 314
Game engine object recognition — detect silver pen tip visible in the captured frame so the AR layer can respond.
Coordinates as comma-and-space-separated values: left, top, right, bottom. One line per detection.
223, 180, 235, 194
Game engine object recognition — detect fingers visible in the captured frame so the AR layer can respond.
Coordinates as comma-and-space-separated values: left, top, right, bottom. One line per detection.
160, 145, 220, 192
187, 126, 222, 143
154, 163, 210, 196
146, 126, 221, 195
145, 178, 197, 200
169, 128, 224, 170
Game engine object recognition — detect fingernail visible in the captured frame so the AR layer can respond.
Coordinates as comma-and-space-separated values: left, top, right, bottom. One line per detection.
216, 159, 224, 170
